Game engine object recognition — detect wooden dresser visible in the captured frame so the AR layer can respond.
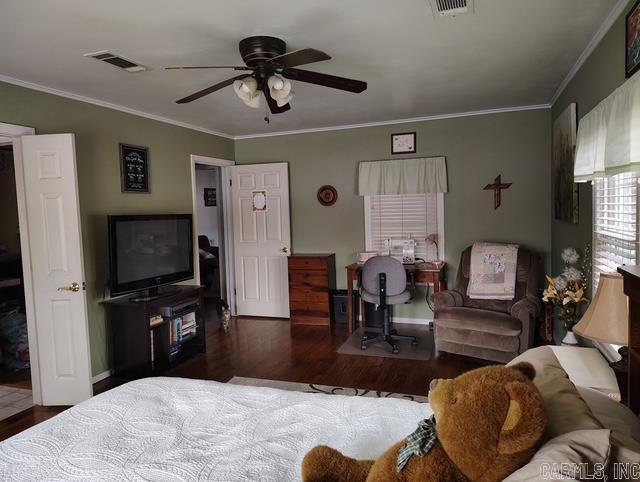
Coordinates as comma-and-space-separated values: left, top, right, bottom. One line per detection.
618, 265, 640, 415
288, 254, 336, 325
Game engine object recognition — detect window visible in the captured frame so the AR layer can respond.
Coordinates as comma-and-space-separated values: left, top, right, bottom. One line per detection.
364, 193, 444, 261
592, 172, 639, 289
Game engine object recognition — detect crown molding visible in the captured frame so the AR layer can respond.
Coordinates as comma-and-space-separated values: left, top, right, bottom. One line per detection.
550, 0, 629, 106
0, 73, 550, 140
233, 104, 551, 140
0, 74, 234, 139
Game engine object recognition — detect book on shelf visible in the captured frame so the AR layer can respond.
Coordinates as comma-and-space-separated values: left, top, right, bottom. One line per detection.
149, 315, 164, 327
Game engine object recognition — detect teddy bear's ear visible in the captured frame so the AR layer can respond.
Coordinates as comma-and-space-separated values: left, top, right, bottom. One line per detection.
509, 362, 536, 381
497, 381, 546, 455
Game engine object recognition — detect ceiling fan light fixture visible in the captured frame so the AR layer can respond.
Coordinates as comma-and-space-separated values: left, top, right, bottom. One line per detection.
233, 76, 261, 108
268, 74, 293, 106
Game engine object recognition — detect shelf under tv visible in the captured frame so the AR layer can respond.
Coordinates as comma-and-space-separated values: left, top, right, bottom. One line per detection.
104, 285, 206, 379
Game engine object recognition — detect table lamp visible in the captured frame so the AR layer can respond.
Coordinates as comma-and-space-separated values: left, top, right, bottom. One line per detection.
573, 273, 628, 367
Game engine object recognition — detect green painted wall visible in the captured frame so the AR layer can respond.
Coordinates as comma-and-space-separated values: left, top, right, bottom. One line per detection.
236, 109, 552, 320
0, 81, 234, 376
551, 1, 634, 275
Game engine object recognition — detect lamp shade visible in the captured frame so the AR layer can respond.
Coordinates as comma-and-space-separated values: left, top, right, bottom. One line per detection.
233, 76, 260, 108
573, 273, 628, 345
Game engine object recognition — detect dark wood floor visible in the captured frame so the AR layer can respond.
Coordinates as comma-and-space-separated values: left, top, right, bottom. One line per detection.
0, 314, 484, 441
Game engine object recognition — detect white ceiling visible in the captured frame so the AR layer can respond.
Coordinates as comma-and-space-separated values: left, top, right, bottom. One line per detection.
0, 0, 618, 137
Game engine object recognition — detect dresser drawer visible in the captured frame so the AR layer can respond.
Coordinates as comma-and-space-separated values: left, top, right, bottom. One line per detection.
289, 289, 329, 303
288, 257, 329, 271
290, 301, 330, 316
289, 272, 328, 288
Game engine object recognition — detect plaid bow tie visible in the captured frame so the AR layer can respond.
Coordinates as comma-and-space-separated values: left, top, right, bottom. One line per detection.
396, 415, 438, 473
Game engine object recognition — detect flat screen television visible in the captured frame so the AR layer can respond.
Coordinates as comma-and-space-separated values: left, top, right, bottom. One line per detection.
108, 214, 193, 298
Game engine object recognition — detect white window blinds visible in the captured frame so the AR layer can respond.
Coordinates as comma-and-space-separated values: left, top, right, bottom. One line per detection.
592, 172, 639, 289
365, 193, 442, 261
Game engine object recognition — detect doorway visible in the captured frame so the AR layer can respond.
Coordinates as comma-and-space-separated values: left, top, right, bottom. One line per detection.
191, 155, 235, 316
0, 143, 34, 419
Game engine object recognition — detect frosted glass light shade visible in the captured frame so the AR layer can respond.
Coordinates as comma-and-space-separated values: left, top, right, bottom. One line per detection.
267, 75, 293, 107
573, 273, 628, 345
233, 76, 260, 108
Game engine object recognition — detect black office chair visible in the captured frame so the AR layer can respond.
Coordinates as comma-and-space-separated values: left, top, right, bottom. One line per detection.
360, 256, 418, 354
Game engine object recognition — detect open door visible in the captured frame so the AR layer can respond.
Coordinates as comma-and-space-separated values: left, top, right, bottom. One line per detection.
230, 163, 291, 318
19, 134, 92, 405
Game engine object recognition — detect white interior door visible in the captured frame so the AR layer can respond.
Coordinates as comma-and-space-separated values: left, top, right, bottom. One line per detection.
20, 134, 92, 405
230, 163, 291, 318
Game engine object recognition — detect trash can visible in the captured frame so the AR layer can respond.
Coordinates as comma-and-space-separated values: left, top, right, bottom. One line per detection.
330, 289, 359, 326
364, 301, 387, 328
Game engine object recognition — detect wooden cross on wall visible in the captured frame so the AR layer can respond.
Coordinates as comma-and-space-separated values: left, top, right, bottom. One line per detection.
483, 175, 512, 209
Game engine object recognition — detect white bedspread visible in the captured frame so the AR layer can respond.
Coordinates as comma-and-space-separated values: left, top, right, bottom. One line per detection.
0, 377, 430, 481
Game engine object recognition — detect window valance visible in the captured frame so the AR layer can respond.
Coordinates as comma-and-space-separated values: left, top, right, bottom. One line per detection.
574, 73, 640, 181
358, 156, 448, 195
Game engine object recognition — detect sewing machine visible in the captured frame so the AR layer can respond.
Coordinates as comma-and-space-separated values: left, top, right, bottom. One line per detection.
384, 238, 416, 264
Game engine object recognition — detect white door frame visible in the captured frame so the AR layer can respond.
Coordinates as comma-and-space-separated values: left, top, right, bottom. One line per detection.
189, 155, 237, 315
0, 122, 42, 404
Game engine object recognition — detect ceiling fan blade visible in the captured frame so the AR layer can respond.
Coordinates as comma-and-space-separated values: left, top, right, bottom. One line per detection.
166, 66, 252, 71
176, 74, 249, 104
267, 48, 331, 69
262, 84, 291, 114
282, 68, 367, 93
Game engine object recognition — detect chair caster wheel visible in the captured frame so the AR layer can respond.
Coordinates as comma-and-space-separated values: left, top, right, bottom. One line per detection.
361, 345, 367, 350
411, 339, 418, 346
392, 346, 399, 354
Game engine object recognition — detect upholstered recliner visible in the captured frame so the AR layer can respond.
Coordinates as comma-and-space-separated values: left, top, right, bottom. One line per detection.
433, 246, 541, 363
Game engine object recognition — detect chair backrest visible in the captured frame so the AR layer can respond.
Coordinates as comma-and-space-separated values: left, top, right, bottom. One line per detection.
361, 256, 407, 297
198, 235, 211, 251
454, 245, 541, 313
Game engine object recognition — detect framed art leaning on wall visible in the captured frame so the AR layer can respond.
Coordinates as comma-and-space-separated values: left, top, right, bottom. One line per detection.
553, 103, 578, 224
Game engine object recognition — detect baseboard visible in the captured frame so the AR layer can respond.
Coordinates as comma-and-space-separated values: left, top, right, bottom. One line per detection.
392, 317, 433, 325
92, 370, 112, 384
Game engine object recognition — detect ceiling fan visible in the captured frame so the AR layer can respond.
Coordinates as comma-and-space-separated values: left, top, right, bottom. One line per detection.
167, 36, 367, 115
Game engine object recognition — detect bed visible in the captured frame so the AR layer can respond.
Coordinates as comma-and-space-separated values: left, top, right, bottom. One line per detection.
0, 347, 639, 481
0, 377, 429, 480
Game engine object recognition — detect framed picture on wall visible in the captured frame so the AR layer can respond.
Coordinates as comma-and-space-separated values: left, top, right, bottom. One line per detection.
627, 0, 640, 78
391, 132, 416, 154
553, 103, 578, 224
120, 144, 149, 193
204, 188, 217, 207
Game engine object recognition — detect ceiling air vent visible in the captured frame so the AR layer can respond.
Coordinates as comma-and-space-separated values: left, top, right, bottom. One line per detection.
430, 0, 473, 17
84, 51, 147, 73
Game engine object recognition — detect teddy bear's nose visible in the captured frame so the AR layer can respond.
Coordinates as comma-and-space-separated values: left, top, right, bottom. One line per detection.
429, 379, 438, 391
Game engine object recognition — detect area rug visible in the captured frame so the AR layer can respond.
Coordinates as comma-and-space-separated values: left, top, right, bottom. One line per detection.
0, 386, 33, 421
337, 323, 434, 360
228, 376, 427, 403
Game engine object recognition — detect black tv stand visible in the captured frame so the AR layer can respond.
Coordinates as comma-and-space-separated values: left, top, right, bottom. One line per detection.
129, 286, 181, 303
104, 285, 206, 379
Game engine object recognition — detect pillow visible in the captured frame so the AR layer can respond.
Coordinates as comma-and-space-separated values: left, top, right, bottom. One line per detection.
504, 429, 611, 481
577, 387, 640, 468
508, 347, 603, 439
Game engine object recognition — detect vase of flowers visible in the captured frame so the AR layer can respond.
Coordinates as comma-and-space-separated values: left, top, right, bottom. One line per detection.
542, 247, 590, 345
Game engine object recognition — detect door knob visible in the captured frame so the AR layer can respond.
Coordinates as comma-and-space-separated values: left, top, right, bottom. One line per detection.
281, 247, 289, 253
58, 282, 80, 292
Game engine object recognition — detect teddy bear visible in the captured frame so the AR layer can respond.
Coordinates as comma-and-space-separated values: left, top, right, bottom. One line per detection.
302, 362, 546, 482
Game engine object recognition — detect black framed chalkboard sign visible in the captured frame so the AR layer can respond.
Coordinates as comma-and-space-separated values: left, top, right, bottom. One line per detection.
119, 143, 150, 193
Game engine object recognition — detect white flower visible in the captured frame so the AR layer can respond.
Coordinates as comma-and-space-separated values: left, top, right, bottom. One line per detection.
562, 267, 582, 282
561, 247, 580, 265
555, 275, 568, 291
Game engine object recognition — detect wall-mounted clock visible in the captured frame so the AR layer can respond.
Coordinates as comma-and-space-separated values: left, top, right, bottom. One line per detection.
391, 132, 416, 154
317, 185, 338, 206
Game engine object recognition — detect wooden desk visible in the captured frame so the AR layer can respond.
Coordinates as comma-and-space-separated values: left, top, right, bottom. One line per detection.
345, 262, 446, 334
